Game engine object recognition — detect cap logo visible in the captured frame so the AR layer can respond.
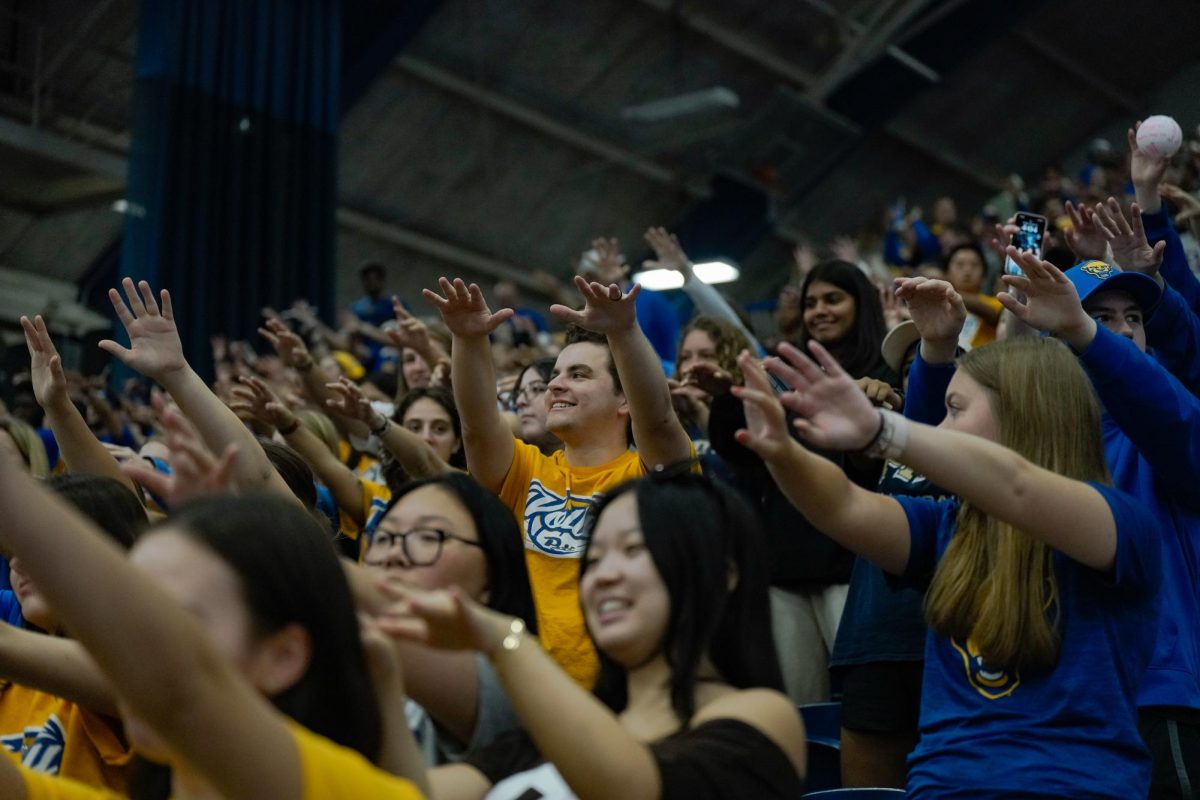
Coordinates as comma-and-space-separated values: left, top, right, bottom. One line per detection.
1080, 260, 1115, 279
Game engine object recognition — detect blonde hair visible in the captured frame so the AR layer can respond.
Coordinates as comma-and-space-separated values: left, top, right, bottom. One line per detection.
0, 417, 50, 478
924, 338, 1109, 670
296, 409, 341, 459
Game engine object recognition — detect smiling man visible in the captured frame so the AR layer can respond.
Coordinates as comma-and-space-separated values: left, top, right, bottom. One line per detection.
424, 276, 692, 686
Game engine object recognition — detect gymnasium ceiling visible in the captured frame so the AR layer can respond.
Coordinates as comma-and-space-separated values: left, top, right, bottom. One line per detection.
0, 0, 1196, 319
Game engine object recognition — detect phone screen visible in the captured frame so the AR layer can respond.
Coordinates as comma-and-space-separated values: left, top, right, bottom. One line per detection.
1004, 213, 1047, 276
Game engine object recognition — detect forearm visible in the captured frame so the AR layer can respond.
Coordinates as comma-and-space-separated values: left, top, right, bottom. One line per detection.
1143, 207, 1200, 313
159, 367, 294, 501
378, 422, 452, 479
1135, 179, 1162, 215
451, 337, 512, 487
490, 641, 659, 800
894, 415, 1116, 570
0, 469, 234, 740
283, 427, 365, 524
374, 681, 433, 796
961, 295, 1001, 325
0, 625, 118, 716
396, 642, 480, 745
298, 369, 370, 440
682, 277, 763, 353
764, 441, 909, 574
40, 398, 138, 495
608, 326, 691, 467
903, 348, 955, 425
1145, 285, 1200, 387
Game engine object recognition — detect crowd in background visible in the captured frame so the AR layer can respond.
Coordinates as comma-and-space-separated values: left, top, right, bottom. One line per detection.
0, 118, 1196, 799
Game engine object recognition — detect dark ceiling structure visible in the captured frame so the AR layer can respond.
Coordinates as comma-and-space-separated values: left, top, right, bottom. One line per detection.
0, 0, 1196, 318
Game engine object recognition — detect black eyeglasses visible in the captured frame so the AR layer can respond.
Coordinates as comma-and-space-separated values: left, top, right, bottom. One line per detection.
366, 527, 483, 566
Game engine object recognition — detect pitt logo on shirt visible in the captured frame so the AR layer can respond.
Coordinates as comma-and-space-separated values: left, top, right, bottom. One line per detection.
1080, 260, 1116, 279
524, 480, 596, 557
951, 637, 1020, 700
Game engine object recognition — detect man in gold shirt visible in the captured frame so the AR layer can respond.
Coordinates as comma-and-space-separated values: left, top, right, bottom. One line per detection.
424, 272, 693, 686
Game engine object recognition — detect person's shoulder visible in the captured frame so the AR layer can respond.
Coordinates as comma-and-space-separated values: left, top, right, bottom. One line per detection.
290, 724, 423, 800
690, 688, 804, 769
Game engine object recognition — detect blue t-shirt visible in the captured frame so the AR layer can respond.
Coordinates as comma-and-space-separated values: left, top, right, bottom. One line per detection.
895, 483, 1161, 799
0, 590, 24, 627
831, 461, 943, 667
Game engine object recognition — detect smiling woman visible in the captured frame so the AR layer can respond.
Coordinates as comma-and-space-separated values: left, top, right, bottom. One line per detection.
387, 473, 807, 800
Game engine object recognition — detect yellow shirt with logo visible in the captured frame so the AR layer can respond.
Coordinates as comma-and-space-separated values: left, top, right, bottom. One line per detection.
0, 683, 130, 795
957, 294, 1003, 350
497, 439, 648, 687
337, 479, 392, 555
19, 722, 424, 800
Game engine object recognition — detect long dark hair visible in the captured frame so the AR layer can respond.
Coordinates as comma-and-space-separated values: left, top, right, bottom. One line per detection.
130, 495, 381, 798
799, 260, 888, 378
374, 473, 538, 633
582, 472, 783, 729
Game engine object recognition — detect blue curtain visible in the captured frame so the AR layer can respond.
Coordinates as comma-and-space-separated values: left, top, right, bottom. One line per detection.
120, 0, 340, 379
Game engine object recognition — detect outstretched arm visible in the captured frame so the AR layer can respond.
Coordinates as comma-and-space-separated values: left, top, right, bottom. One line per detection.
326, 378, 452, 479
99, 279, 295, 503
0, 623, 117, 717
20, 315, 137, 494
733, 352, 912, 575
228, 376, 365, 524
768, 339, 1120, 572
999, 248, 1200, 496
0, 461, 304, 799
423, 278, 514, 492
384, 586, 803, 800
551, 275, 692, 469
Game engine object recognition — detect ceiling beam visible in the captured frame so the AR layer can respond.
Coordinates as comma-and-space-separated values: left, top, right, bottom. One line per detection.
1015, 31, 1141, 115
393, 56, 690, 190
632, 0, 816, 86
0, 115, 126, 180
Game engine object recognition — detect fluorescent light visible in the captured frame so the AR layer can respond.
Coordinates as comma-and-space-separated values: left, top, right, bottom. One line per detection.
632, 259, 740, 291
632, 269, 685, 290
693, 261, 740, 284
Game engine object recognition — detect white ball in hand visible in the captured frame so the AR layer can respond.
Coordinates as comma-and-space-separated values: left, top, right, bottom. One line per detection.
1136, 115, 1183, 159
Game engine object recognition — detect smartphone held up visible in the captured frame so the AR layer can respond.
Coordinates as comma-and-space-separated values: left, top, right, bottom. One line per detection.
1004, 212, 1047, 276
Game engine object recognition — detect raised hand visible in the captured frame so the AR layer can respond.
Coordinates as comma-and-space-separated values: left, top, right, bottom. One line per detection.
20, 315, 69, 409
857, 377, 903, 411
830, 235, 860, 265
643, 227, 693, 281
983, 219, 1021, 259
549, 276, 641, 335
792, 243, 818, 281
686, 361, 734, 398
99, 278, 186, 382
122, 397, 239, 506
386, 298, 434, 353
422, 278, 514, 339
258, 318, 312, 370
1064, 200, 1111, 261
997, 247, 1095, 349
228, 375, 298, 431
1129, 122, 1169, 193
590, 237, 627, 279
325, 377, 385, 429
730, 351, 792, 461
878, 281, 907, 330
1093, 198, 1166, 277
893, 277, 966, 345
768, 342, 880, 452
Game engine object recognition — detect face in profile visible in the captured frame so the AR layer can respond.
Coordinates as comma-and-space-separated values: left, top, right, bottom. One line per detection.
939, 371, 1001, 443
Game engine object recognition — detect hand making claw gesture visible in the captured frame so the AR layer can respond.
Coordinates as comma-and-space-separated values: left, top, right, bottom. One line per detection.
550, 276, 641, 336
423, 278, 514, 339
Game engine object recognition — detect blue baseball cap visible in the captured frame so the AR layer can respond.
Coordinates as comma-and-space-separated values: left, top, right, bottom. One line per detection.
1064, 260, 1161, 320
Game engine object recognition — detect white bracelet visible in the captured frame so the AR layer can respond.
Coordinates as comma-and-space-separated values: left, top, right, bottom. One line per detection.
861, 409, 909, 461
